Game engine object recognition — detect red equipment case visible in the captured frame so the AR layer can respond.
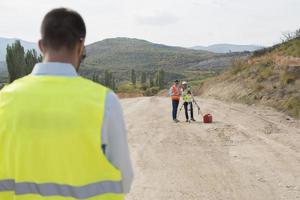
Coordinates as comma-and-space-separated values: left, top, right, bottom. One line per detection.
203, 114, 213, 123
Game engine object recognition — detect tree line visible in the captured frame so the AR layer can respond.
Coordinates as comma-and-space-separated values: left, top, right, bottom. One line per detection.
130, 69, 165, 89
6, 40, 42, 83
5, 40, 166, 94
92, 70, 117, 90
91, 68, 165, 92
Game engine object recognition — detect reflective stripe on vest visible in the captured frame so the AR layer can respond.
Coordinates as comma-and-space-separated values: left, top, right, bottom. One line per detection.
0, 75, 124, 200
0, 179, 122, 199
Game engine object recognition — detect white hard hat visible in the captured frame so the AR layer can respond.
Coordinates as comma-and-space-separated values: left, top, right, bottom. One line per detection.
182, 81, 187, 85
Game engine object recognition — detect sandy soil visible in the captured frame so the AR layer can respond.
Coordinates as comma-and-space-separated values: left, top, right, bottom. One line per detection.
122, 97, 300, 200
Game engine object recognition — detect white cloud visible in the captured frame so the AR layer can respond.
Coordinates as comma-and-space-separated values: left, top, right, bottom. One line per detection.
136, 12, 179, 26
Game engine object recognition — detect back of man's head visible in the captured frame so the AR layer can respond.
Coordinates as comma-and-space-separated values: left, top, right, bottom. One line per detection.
41, 8, 86, 51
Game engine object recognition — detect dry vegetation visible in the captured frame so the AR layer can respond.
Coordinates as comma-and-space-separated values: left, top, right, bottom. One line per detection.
199, 37, 300, 118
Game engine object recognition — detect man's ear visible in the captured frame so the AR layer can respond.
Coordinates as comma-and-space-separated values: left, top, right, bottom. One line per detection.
38, 40, 45, 54
78, 39, 85, 56
74, 39, 85, 71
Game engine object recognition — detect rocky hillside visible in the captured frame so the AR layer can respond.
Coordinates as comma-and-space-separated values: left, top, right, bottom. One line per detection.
199, 37, 300, 118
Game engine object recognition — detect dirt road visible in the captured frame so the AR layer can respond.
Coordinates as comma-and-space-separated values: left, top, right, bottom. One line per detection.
122, 97, 300, 200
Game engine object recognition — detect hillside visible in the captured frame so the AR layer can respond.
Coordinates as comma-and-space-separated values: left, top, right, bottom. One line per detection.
191, 44, 264, 53
83, 37, 218, 71
0, 37, 39, 61
199, 37, 300, 117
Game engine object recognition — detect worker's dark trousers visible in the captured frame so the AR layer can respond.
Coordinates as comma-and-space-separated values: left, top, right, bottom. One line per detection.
184, 102, 194, 120
172, 100, 179, 120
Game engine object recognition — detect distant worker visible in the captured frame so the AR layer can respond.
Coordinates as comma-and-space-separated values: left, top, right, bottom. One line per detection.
0, 8, 133, 200
169, 80, 181, 123
182, 81, 195, 122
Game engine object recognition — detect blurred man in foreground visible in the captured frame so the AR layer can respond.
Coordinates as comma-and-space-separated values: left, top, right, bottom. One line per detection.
0, 8, 133, 200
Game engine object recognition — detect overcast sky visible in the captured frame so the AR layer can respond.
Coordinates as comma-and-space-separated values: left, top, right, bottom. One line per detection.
0, 0, 299, 47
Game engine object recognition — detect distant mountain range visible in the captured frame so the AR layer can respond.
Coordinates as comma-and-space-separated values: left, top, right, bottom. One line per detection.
191, 44, 264, 53
0, 61, 8, 83
0, 37, 39, 61
0, 61, 6, 71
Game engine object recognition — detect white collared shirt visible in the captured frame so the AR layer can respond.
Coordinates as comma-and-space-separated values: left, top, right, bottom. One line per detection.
31, 62, 133, 193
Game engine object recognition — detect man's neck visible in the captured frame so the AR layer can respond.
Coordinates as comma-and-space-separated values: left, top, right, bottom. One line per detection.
43, 50, 78, 70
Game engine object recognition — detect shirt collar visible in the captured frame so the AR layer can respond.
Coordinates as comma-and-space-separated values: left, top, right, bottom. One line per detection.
31, 62, 78, 77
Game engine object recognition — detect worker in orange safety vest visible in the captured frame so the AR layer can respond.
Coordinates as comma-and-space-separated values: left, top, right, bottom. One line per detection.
168, 80, 181, 123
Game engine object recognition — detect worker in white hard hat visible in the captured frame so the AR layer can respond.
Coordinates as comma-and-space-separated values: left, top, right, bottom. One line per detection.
181, 81, 195, 122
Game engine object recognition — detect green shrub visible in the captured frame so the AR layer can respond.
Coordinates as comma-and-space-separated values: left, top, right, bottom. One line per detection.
253, 84, 265, 92
144, 87, 160, 96
256, 75, 265, 83
280, 72, 298, 85
188, 79, 205, 87
140, 84, 148, 91
117, 83, 143, 93
259, 66, 274, 79
230, 59, 247, 75
283, 96, 300, 118
231, 65, 243, 75
238, 95, 254, 105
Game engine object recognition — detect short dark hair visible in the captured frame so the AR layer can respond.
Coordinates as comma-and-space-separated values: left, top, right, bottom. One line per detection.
41, 8, 86, 50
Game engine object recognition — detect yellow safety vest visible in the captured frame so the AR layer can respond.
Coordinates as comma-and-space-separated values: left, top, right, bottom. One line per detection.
182, 89, 192, 103
0, 75, 124, 200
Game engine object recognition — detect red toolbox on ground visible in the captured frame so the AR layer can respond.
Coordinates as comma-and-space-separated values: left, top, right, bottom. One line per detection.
203, 114, 213, 123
